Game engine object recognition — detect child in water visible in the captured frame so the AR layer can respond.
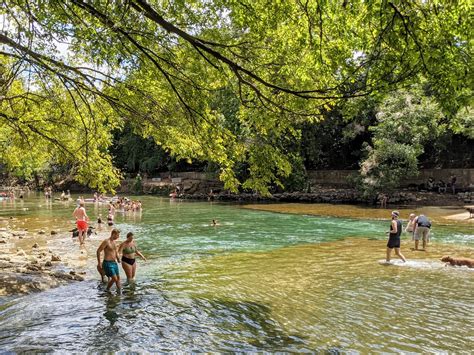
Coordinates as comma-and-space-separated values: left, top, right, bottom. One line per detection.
107, 212, 114, 226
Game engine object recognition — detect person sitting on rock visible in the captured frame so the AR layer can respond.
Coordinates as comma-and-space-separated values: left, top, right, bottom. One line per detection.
437, 180, 446, 193
427, 177, 435, 191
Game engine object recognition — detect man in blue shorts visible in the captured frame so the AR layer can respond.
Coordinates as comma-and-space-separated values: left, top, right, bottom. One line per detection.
97, 229, 121, 291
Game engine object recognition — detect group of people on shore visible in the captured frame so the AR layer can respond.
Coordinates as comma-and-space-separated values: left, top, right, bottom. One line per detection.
425, 174, 457, 194
385, 211, 432, 263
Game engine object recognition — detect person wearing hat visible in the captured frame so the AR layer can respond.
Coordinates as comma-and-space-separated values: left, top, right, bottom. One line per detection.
386, 211, 406, 263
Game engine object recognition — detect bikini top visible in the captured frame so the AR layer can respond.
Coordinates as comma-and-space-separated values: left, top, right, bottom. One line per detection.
122, 244, 137, 254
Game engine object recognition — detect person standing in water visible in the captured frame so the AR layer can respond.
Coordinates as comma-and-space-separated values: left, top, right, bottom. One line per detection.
97, 229, 121, 291
413, 214, 432, 251
405, 213, 417, 240
386, 211, 406, 263
118, 232, 147, 283
97, 213, 103, 227
72, 201, 89, 246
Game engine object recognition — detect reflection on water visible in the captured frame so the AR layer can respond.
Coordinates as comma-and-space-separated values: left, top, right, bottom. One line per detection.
0, 196, 473, 352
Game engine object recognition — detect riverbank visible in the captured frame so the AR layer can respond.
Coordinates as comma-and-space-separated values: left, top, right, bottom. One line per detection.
179, 188, 472, 207
0, 225, 86, 296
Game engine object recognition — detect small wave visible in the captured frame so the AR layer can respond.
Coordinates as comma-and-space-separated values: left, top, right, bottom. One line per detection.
378, 259, 445, 269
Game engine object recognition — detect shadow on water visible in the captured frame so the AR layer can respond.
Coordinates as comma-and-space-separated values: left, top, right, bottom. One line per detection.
83, 281, 143, 352
103, 293, 121, 326
201, 298, 307, 351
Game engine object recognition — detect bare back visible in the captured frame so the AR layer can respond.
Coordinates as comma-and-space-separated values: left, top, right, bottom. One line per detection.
73, 206, 87, 221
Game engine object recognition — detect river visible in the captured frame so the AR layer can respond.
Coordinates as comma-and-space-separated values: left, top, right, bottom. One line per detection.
0, 195, 473, 352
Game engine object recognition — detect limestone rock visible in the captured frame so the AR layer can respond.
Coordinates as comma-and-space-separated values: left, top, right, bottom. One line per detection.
27, 264, 41, 271
51, 254, 61, 262
73, 274, 85, 281
12, 231, 27, 237
0, 231, 11, 239
16, 249, 27, 257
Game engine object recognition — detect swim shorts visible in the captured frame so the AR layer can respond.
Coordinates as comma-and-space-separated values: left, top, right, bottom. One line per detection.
76, 220, 88, 232
102, 260, 119, 277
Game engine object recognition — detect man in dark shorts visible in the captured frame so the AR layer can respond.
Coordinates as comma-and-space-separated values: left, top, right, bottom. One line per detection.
96, 229, 121, 291
386, 211, 406, 263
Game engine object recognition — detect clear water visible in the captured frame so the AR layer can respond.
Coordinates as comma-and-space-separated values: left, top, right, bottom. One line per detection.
0, 195, 473, 352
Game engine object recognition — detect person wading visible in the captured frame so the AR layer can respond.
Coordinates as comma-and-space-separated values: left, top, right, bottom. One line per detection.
72, 201, 89, 246
97, 229, 122, 292
386, 211, 406, 263
118, 232, 147, 283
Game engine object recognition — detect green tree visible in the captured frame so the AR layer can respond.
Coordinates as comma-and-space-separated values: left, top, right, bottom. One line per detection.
358, 87, 445, 196
0, 1, 471, 193
0, 58, 121, 191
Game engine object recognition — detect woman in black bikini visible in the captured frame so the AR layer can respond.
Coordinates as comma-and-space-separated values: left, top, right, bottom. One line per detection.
118, 232, 147, 282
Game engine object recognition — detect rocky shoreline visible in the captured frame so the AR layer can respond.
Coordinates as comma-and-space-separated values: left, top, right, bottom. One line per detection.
0, 227, 85, 296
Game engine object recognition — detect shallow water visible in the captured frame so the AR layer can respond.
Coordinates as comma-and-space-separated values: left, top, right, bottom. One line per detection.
0, 195, 473, 352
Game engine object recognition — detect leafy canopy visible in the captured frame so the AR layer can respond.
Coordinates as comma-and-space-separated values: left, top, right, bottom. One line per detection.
0, 0, 472, 192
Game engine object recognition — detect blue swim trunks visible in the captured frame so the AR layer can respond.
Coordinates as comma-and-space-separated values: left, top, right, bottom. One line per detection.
102, 260, 119, 277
